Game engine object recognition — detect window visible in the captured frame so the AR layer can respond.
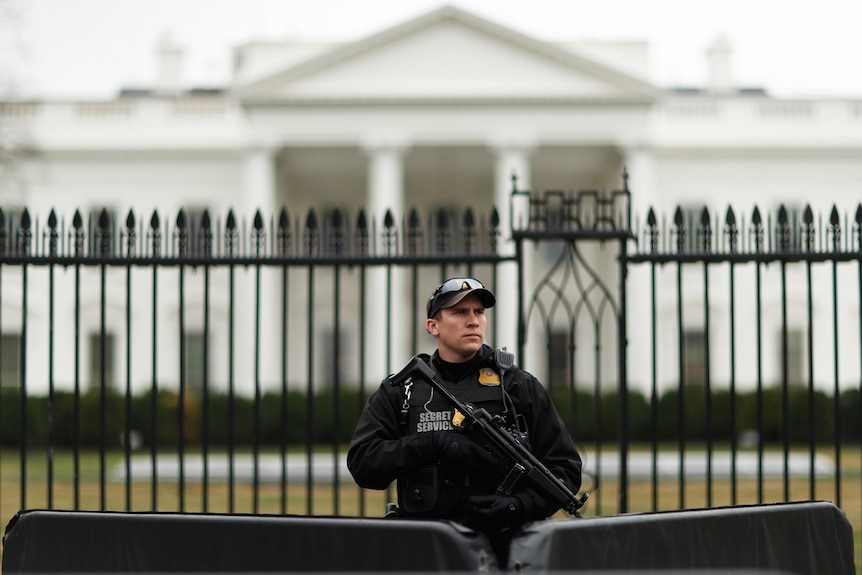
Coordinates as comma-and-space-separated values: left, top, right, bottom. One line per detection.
88, 207, 116, 257
322, 209, 349, 256
548, 330, 570, 386
232, 51, 245, 74
0, 334, 21, 388
0, 207, 26, 255
184, 331, 207, 393
683, 330, 707, 386
427, 205, 469, 254
772, 203, 804, 252
674, 204, 710, 253
179, 207, 212, 257
537, 190, 568, 231
318, 328, 352, 389
88, 332, 116, 389
779, 328, 805, 386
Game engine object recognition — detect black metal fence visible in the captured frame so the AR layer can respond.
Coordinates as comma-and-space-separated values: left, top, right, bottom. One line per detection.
1, 186, 862, 563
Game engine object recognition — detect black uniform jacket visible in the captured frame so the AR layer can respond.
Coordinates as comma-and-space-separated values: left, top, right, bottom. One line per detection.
347, 345, 583, 521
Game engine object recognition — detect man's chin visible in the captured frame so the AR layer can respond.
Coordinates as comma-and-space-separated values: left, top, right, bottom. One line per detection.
461, 341, 483, 354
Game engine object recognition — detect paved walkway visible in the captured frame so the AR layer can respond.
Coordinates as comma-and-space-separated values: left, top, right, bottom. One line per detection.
582, 450, 834, 480
111, 451, 834, 483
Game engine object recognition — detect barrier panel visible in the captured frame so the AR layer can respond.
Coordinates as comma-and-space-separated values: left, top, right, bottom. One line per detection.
3, 503, 853, 574
508, 501, 855, 574
2, 510, 496, 572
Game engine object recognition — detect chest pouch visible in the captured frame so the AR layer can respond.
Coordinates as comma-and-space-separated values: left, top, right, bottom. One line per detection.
397, 465, 460, 516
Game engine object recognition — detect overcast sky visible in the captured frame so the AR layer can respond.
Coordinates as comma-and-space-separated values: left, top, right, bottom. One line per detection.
3, 0, 861, 100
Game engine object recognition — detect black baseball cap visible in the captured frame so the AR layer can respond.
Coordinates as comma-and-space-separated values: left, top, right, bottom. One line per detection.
426, 277, 496, 318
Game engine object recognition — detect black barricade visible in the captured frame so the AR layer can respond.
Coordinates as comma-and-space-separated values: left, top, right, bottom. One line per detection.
2, 510, 496, 572
508, 501, 855, 575
3, 503, 853, 574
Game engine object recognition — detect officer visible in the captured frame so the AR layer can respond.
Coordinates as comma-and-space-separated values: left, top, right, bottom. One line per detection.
347, 277, 582, 564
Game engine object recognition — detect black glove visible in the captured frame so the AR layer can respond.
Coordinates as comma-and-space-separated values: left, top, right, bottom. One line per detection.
466, 494, 524, 531
431, 430, 501, 471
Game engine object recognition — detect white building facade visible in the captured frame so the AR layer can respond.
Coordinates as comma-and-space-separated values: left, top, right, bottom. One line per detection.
2, 5, 862, 397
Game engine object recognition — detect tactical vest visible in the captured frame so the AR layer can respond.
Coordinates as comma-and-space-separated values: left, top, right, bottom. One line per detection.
396, 351, 519, 517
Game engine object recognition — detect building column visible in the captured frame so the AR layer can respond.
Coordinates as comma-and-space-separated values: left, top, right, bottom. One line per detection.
491, 143, 533, 360
363, 141, 410, 380
622, 143, 657, 395
242, 146, 278, 222
239, 145, 279, 392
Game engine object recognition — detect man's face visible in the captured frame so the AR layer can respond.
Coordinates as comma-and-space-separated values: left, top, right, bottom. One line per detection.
426, 292, 487, 362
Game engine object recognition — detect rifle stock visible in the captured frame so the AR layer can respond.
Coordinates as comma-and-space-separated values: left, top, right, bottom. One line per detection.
388, 355, 587, 516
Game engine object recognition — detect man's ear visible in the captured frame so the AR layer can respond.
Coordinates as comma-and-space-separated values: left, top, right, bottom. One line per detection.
426, 317, 438, 336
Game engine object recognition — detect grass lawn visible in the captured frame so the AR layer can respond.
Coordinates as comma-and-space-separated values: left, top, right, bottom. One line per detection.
1, 446, 859, 572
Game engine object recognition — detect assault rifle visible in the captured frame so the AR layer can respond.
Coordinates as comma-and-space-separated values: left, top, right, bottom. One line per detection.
388, 355, 588, 517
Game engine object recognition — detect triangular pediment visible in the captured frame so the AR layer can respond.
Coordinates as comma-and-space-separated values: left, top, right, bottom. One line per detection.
236, 5, 658, 103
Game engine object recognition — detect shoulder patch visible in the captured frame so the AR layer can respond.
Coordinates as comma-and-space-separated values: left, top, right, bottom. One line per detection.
478, 367, 501, 386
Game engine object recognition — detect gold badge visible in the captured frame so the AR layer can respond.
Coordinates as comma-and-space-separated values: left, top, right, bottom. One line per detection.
478, 367, 501, 386
452, 410, 466, 428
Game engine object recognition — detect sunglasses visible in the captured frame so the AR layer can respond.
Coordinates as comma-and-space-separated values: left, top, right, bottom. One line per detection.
427, 278, 487, 318
432, 277, 485, 297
